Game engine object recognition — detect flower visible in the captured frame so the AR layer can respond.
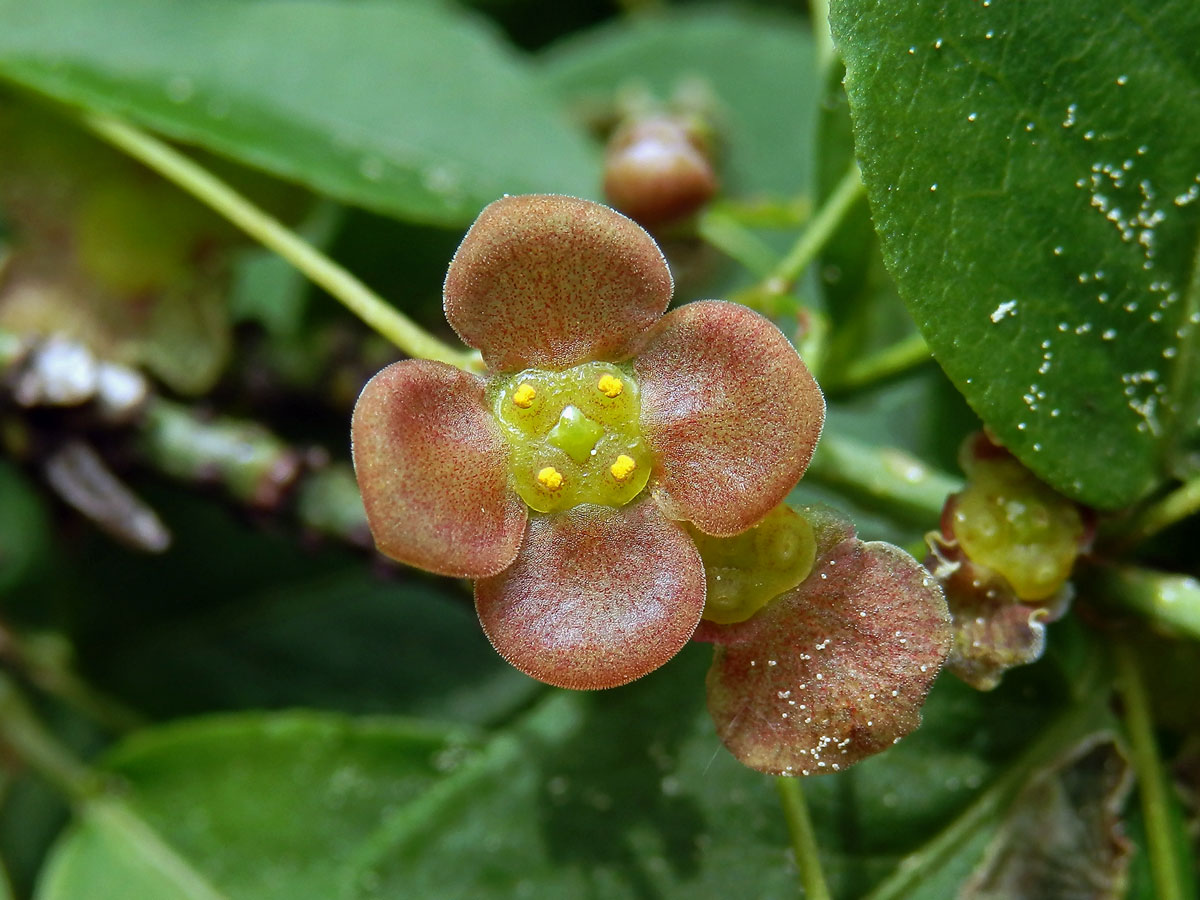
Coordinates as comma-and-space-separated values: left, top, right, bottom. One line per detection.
352, 194, 824, 690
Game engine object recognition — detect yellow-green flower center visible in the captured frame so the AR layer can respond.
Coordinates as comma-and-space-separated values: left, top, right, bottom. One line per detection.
492, 361, 651, 513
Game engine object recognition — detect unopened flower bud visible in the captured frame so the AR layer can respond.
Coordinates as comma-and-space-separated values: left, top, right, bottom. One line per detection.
602, 114, 717, 227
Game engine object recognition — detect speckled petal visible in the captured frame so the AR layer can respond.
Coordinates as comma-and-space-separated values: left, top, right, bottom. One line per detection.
926, 532, 1070, 691
475, 499, 705, 690
351, 360, 526, 578
443, 194, 673, 372
695, 507, 950, 776
635, 300, 824, 536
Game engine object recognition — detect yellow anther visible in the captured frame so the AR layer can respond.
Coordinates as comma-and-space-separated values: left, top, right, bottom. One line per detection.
597, 374, 624, 398
512, 383, 537, 409
610, 454, 637, 481
537, 467, 564, 491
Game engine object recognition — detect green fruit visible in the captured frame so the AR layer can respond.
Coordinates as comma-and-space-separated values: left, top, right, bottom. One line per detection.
689, 504, 816, 624
952, 455, 1083, 601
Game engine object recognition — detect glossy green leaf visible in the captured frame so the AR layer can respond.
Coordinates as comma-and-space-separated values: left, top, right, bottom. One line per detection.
37, 713, 481, 900
831, 0, 1200, 509
0, 0, 598, 226
541, 7, 816, 199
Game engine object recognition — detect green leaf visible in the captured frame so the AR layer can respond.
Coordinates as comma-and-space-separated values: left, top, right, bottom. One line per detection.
541, 7, 817, 199
0, 0, 598, 226
36, 633, 1104, 899
34, 666, 804, 900
831, 0, 1200, 509
6, 484, 535, 726
37, 713, 481, 900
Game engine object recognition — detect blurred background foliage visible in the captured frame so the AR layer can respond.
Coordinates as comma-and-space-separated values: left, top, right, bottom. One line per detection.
0, 0, 1196, 898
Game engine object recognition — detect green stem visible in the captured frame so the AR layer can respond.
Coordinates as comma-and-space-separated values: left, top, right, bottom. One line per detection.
703, 196, 811, 230
775, 777, 832, 900
862, 693, 1108, 900
765, 164, 864, 296
0, 673, 98, 802
1114, 641, 1190, 900
138, 398, 371, 544
1115, 474, 1200, 550
812, 0, 835, 73
77, 111, 476, 371
695, 209, 779, 277
824, 332, 932, 394
0, 629, 145, 734
805, 431, 962, 525
139, 398, 301, 508
1079, 564, 1200, 641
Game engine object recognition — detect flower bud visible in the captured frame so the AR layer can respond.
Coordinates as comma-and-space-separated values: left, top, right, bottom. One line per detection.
602, 114, 717, 227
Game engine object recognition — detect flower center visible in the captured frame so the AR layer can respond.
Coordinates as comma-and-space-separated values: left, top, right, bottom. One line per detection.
492, 361, 651, 513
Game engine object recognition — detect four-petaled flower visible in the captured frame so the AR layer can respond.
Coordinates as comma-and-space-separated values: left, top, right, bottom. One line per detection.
352, 194, 824, 690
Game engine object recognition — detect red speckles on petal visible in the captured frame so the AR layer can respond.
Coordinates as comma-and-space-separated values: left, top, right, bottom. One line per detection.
351, 360, 526, 578
698, 507, 950, 776
474, 499, 705, 690
635, 300, 825, 536
443, 195, 673, 372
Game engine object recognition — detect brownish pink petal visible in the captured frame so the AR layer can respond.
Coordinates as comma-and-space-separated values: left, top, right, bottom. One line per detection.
351, 360, 526, 578
697, 506, 950, 776
635, 300, 824, 536
926, 532, 1070, 691
474, 499, 705, 690
443, 194, 673, 372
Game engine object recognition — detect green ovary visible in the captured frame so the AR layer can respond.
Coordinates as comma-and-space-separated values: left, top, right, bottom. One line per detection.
953, 456, 1083, 601
493, 362, 651, 513
689, 505, 817, 624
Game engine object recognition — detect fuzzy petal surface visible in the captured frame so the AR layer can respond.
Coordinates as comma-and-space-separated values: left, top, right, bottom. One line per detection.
475, 499, 705, 690
635, 300, 824, 536
351, 360, 526, 578
443, 194, 673, 372
696, 507, 950, 776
